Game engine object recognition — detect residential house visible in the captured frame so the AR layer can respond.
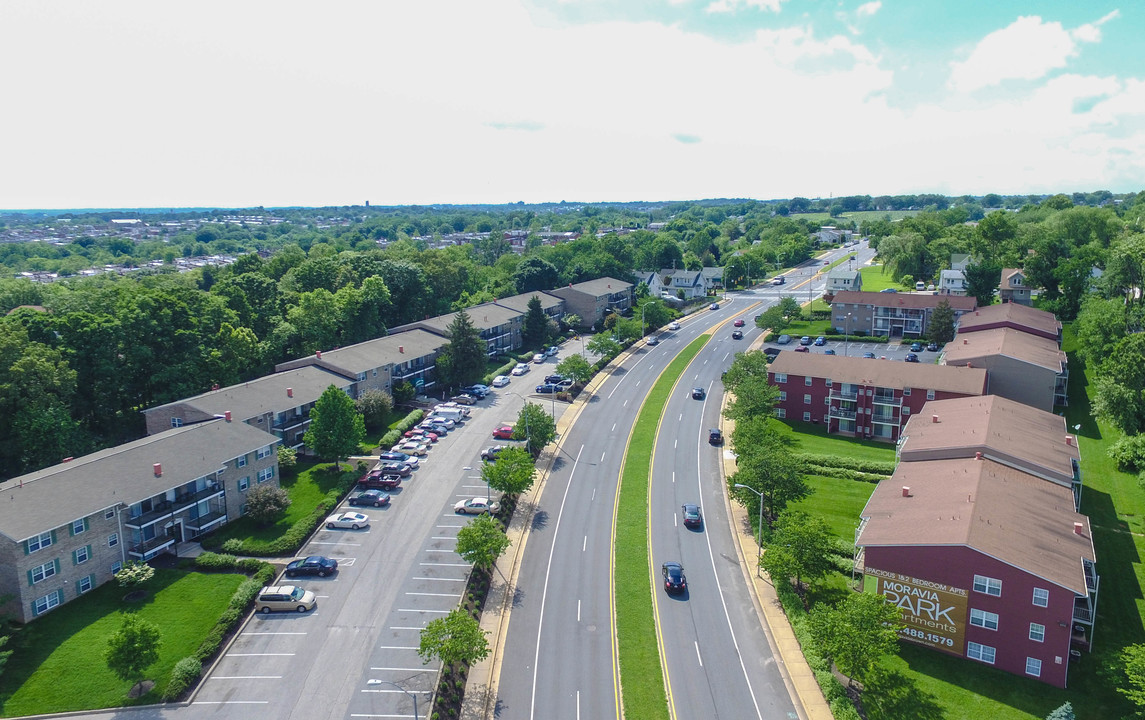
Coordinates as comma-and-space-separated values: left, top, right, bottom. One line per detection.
940, 269, 968, 296
999, 268, 1032, 306
700, 267, 723, 292
0, 418, 280, 623
828, 291, 977, 338
663, 269, 705, 299
274, 328, 445, 398
942, 327, 1068, 411
767, 353, 988, 442
855, 457, 1097, 688
550, 277, 634, 328
955, 303, 1062, 343
826, 269, 862, 294
817, 226, 853, 245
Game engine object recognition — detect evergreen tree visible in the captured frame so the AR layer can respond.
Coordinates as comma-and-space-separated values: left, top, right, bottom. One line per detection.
438, 310, 486, 389
928, 299, 956, 344
522, 295, 549, 349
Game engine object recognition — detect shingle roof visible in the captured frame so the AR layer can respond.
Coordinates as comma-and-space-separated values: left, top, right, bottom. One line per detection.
307, 329, 443, 374
857, 457, 1094, 594
1000, 268, 1026, 289
493, 291, 564, 314
827, 269, 860, 281
768, 352, 988, 396
899, 395, 1079, 486
146, 365, 353, 421
562, 276, 633, 297
956, 303, 1061, 339
0, 420, 278, 542
830, 291, 977, 311
943, 327, 1066, 373
400, 302, 523, 334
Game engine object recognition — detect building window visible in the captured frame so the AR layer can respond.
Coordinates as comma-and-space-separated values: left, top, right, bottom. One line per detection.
902, 407, 910, 415
775, 408, 786, 419
258, 466, 275, 483
27, 531, 53, 553
774, 373, 787, 384
805, 376, 813, 386
238, 476, 250, 492
30, 561, 57, 584
104, 508, 115, 520
973, 575, 1002, 597
1032, 588, 1049, 607
967, 642, 996, 664
969, 608, 999, 630
171, 417, 183, 428
78, 575, 93, 594
802, 412, 811, 422
108, 533, 119, 548
236, 455, 248, 468
804, 394, 812, 405
71, 518, 86, 536
825, 378, 833, 387
779, 391, 787, 401
1030, 623, 1045, 642
903, 387, 911, 396
112, 561, 122, 574
33, 591, 61, 616
824, 397, 830, 405
1025, 657, 1041, 677
240, 504, 248, 516
256, 445, 273, 460
74, 545, 90, 565
927, 389, 936, 400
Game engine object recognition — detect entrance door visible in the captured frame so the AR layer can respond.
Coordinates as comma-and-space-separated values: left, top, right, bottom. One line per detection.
166, 521, 183, 545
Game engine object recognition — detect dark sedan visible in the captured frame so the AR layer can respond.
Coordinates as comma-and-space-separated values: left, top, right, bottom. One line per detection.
905, 353, 920, 363
662, 561, 687, 595
927, 342, 940, 352
349, 489, 391, 507
535, 383, 561, 394
378, 451, 415, 464
380, 462, 413, 477
910, 341, 924, 352
284, 555, 338, 578
682, 504, 702, 529
731, 330, 743, 340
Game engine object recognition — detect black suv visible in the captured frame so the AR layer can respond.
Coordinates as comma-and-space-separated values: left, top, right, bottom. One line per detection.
708, 428, 723, 445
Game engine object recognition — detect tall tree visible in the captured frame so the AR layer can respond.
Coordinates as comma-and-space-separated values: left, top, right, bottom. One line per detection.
436, 310, 487, 389
810, 592, 903, 687
512, 257, 560, 294
516, 402, 556, 456
963, 261, 1001, 307
1092, 334, 1145, 435
556, 354, 592, 386
728, 421, 808, 528
482, 446, 536, 496
303, 385, 366, 468
105, 615, 162, 697
521, 295, 549, 348
418, 609, 490, 670
455, 514, 512, 571
927, 299, 956, 344
760, 511, 835, 594
1118, 643, 1145, 716
722, 351, 781, 423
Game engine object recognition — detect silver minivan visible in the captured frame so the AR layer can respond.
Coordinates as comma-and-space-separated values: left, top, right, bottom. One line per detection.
256, 585, 317, 614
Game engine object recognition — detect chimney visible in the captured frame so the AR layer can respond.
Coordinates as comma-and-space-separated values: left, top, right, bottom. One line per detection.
316, 350, 322, 359
212, 383, 219, 391
1074, 522, 1084, 536
963, 339, 968, 344
287, 387, 294, 398
153, 463, 162, 477
975, 451, 983, 460
1065, 435, 1073, 446
399, 346, 404, 353
932, 414, 939, 423
224, 410, 232, 422
967, 361, 973, 368
901, 486, 911, 497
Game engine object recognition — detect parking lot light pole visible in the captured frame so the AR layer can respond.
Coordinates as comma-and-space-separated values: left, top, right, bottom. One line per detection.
733, 483, 764, 577
366, 679, 419, 720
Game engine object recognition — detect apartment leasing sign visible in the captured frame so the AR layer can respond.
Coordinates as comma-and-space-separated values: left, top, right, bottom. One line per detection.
864, 567, 968, 654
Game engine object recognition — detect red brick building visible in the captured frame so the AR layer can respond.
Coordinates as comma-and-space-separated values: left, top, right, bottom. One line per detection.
955, 303, 1062, 343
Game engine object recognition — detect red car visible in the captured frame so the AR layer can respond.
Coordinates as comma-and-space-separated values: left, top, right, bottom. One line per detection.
492, 425, 515, 440
794, 346, 810, 353
404, 428, 439, 442
359, 469, 402, 490
733, 318, 745, 327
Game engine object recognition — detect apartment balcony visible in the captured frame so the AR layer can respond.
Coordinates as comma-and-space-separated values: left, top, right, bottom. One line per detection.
830, 388, 858, 401
393, 366, 431, 381
1083, 561, 1099, 596
829, 406, 857, 420
186, 510, 227, 532
128, 535, 175, 558
272, 414, 309, 432
125, 502, 174, 529
871, 412, 900, 425
871, 392, 902, 407
172, 484, 224, 514
1073, 600, 1095, 625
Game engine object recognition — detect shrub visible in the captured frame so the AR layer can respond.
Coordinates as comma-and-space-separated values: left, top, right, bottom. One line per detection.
277, 445, 297, 470
195, 627, 225, 662
216, 607, 243, 629
163, 656, 202, 701
237, 557, 266, 574
794, 453, 896, 476
1110, 434, 1145, 473
244, 484, 292, 525
195, 552, 238, 572
114, 560, 155, 588
221, 538, 245, 554
229, 578, 263, 610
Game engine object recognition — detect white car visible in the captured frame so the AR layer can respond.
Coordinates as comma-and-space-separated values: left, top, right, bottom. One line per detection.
425, 417, 456, 430
454, 497, 501, 515
325, 512, 370, 530
392, 441, 429, 456
492, 375, 510, 387
668, 321, 680, 331
532, 353, 546, 364
511, 363, 530, 376
546, 345, 560, 356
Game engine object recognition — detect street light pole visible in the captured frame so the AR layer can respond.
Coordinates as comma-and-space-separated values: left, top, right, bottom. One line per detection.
845, 312, 852, 357
733, 483, 764, 577
366, 679, 420, 720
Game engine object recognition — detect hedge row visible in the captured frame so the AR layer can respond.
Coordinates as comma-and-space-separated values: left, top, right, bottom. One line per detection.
794, 453, 896, 476
379, 408, 426, 449
163, 556, 276, 701
805, 466, 889, 485
485, 355, 519, 386
822, 329, 891, 344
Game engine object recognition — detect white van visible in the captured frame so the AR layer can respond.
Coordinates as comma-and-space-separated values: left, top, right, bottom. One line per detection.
432, 407, 468, 423
915, 281, 926, 291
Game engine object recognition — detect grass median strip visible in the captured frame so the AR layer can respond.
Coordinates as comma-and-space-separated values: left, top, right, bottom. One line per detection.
615, 334, 709, 720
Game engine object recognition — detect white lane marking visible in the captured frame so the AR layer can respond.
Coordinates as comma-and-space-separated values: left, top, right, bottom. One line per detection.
623, 399, 628, 408
424, 549, 458, 553
591, 488, 596, 501
243, 632, 306, 636
578, 600, 581, 622
196, 701, 269, 704
397, 608, 451, 613
723, 352, 729, 361
672, 471, 676, 484
389, 626, 426, 631
601, 451, 606, 463
437, 524, 464, 529
577, 690, 581, 720
431, 536, 457, 540
530, 444, 585, 720
674, 513, 678, 527
611, 423, 617, 432
674, 439, 677, 449
583, 536, 587, 552
419, 562, 470, 567
695, 641, 703, 666
406, 592, 461, 598
378, 645, 418, 650
678, 413, 683, 422
228, 653, 295, 657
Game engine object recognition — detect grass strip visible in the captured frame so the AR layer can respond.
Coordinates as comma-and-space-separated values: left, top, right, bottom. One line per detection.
615, 334, 708, 720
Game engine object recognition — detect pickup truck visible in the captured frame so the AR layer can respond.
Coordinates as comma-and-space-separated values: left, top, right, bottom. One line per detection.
359, 469, 402, 490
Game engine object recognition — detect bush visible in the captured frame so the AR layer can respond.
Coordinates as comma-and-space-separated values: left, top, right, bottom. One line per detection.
221, 538, 245, 554
114, 560, 155, 588
794, 453, 896, 476
1110, 434, 1145, 473
245, 484, 292, 525
195, 552, 238, 571
237, 557, 265, 574
195, 627, 225, 662
379, 409, 426, 448
277, 445, 298, 470
229, 578, 263, 611
216, 606, 243, 629
163, 656, 202, 701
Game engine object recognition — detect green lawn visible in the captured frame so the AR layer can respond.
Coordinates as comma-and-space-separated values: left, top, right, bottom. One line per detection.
859, 265, 911, 292
770, 418, 898, 465
0, 569, 244, 715
788, 475, 876, 541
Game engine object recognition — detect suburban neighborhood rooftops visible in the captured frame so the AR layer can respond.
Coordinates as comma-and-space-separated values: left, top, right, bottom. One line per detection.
942, 326, 1067, 373
956, 303, 1062, 341
0, 419, 278, 542
857, 457, 1095, 594
145, 365, 354, 421
555, 276, 633, 297
275, 328, 443, 375
829, 290, 977, 311
768, 352, 988, 396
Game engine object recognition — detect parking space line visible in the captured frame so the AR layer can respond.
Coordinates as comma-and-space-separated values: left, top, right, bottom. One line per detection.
370, 667, 431, 672
228, 653, 296, 657
196, 701, 270, 705
243, 632, 307, 635
406, 592, 461, 597
379, 645, 419, 650
436, 524, 463, 529
412, 576, 465, 582
389, 625, 426, 630
431, 536, 457, 540
398, 608, 450, 613
419, 562, 470, 567
309, 541, 362, 546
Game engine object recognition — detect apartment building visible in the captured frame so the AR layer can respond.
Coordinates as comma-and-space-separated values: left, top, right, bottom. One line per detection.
549, 277, 634, 328
941, 327, 1068, 411
828, 291, 977, 338
275, 328, 444, 397
955, 303, 1062, 343
391, 302, 524, 357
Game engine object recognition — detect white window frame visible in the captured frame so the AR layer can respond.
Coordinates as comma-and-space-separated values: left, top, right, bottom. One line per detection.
238, 476, 250, 492
1032, 587, 1049, 607
825, 378, 833, 387
1029, 623, 1045, 642
802, 411, 811, 422
104, 508, 115, 520
72, 518, 86, 535
257, 466, 275, 483
33, 591, 61, 615
236, 455, 248, 468
779, 391, 787, 401
902, 406, 910, 415
1025, 657, 1041, 677
903, 387, 911, 396
31, 561, 56, 584
256, 445, 273, 460
27, 531, 52, 553
170, 417, 183, 428
927, 389, 936, 400
803, 394, 812, 405
973, 574, 1002, 597
775, 408, 786, 419
78, 575, 93, 594
775, 373, 788, 384
967, 641, 996, 664
108, 533, 119, 548
75, 545, 90, 564
969, 608, 999, 630
805, 376, 813, 386
112, 561, 123, 574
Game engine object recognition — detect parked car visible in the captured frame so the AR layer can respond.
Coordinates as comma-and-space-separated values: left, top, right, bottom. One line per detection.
256, 585, 317, 614
348, 489, 391, 508
708, 428, 723, 445
493, 425, 515, 440
915, 281, 926, 291
511, 363, 530, 376
863, 352, 877, 359
799, 336, 813, 346
454, 497, 501, 515
358, 471, 401, 490
733, 318, 745, 327
668, 321, 680, 330
545, 374, 566, 384
794, 346, 810, 353
379, 462, 413, 477
546, 345, 560, 356
879, 288, 898, 293
692, 387, 705, 400
926, 342, 939, 352
814, 336, 827, 346
492, 375, 511, 387
464, 384, 490, 398
763, 347, 781, 360
777, 334, 792, 345
731, 330, 743, 340
404, 428, 438, 442
536, 383, 561, 394
391, 441, 428, 456
823, 349, 836, 355
905, 353, 920, 363
285, 556, 338, 578
424, 417, 455, 431
450, 394, 477, 405
481, 445, 507, 462
533, 353, 546, 363
325, 511, 370, 530
662, 562, 687, 595
681, 504, 702, 529
910, 341, 923, 352
378, 451, 419, 467
556, 378, 574, 388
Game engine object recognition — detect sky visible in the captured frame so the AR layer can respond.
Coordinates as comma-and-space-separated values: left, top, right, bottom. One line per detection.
1, 0, 1143, 209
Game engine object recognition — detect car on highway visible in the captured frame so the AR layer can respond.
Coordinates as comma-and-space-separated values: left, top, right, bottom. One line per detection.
910, 341, 924, 352
927, 342, 940, 352
681, 504, 702, 529
645, 336, 659, 346
481, 445, 508, 461
731, 330, 743, 340
379, 462, 413, 477
862, 352, 877, 359
536, 383, 561, 394
777, 334, 792, 344
692, 387, 705, 400
794, 346, 810, 353
378, 451, 419, 467
662, 562, 687, 595
348, 489, 391, 507
284, 555, 339, 578
668, 321, 680, 330
511, 363, 530, 376
800, 336, 813, 345
325, 511, 370, 530
359, 469, 402, 490
709, 303, 719, 310
256, 585, 317, 614
734, 318, 745, 327
905, 353, 920, 363
391, 441, 428, 456
492, 375, 511, 387
454, 497, 501, 515
450, 394, 477, 405
814, 336, 827, 346
771, 276, 786, 286
708, 428, 723, 445
493, 425, 515, 440
533, 353, 546, 363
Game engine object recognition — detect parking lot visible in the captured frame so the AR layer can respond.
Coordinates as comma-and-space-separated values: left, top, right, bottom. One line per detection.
762, 335, 942, 362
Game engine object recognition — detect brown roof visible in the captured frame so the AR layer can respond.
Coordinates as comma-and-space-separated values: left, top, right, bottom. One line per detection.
857, 457, 1095, 594
493, 291, 565, 314
899, 395, 1080, 487
392, 302, 522, 335
298, 328, 443, 374
1000, 268, 1025, 289
768, 352, 988, 395
145, 365, 354, 421
943, 327, 1066, 373
956, 303, 1061, 340
829, 291, 977, 311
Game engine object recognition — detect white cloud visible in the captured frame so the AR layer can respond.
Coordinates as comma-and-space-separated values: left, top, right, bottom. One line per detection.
949, 12, 1118, 93
705, 0, 784, 14
856, 2, 881, 18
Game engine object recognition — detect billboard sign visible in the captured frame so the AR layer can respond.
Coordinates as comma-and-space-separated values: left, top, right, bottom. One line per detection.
864, 567, 968, 654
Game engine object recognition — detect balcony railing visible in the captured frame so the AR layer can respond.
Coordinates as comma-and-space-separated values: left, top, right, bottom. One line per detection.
186, 510, 227, 531
1073, 601, 1094, 625
125, 502, 174, 529
829, 406, 857, 420
272, 414, 308, 432
830, 389, 858, 401
872, 392, 902, 406
871, 413, 899, 424
1083, 562, 1099, 595
128, 535, 175, 558
172, 485, 224, 514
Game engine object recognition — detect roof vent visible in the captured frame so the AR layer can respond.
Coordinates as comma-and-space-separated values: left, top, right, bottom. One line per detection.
1065, 435, 1073, 446
967, 362, 973, 368
153, 463, 162, 477
1074, 522, 1084, 536
212, 383, 220, 391
975, 310, 979, 316
901, 486, 911, 497
968, 494, 972, 503
224, 410, 232, 422
316, 350, 322, 359
963, 339, 968, 344
287, 387, 294, 398
62, 457, 74, 463
975, 451, 983, 460
932, 414, 939, 423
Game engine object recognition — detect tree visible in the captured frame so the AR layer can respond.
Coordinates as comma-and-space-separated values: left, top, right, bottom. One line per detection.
245, 484, 291, 525
728, 421, 809, 528
418, 608, 490, 670
482, 446, 536, 496
963, 260, 1001, 307
586, 334, 621, 362
355, 388, 394, 429
303, 385, 366, 468
555, 354, 592, 386
516, 402, 556, 456
436, 310, 486, 389
1075, 296, 1128, 369
1092, 334, 1145, 435
1118, 643, 1145, 714
392, 380, 417, 405
637, 299, 669, 335
114, 561, 155, 588
760, 511, 835, 593
928, 299, 956, 344
455, 514, 512, 571
511, 256, 560, 294
1045, 702, 1076, 720
722, 351, 781, 423
522, 295, 549, 348
105, 615, 162, 696
810, 592, 903, 686
277, 445, 297, 470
